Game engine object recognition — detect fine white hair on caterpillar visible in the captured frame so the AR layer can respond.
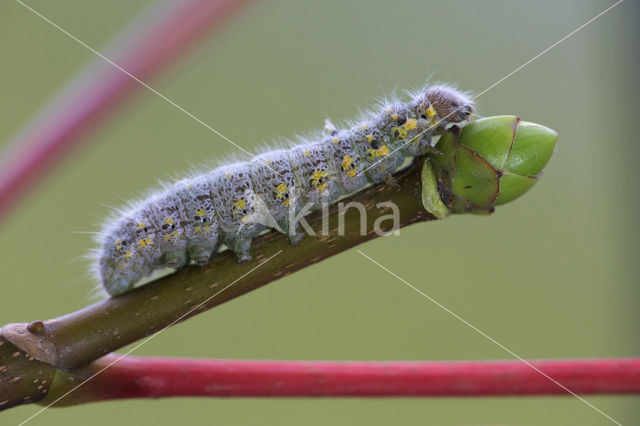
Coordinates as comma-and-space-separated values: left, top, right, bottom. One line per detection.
94, 83, 474, 296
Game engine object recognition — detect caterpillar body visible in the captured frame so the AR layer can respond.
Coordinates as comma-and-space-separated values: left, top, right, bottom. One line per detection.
95, 85, 473, 296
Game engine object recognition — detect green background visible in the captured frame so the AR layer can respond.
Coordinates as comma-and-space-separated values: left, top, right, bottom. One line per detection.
1, 0, 638, 424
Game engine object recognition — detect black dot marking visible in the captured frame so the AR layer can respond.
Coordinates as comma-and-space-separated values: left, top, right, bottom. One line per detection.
396, 115, 407, 125
122, 240, 128, 246
421, 114, 427, 119
161, 224, 168, 230
193, 216, 200, 221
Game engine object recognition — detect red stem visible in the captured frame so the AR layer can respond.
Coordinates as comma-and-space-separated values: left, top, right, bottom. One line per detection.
82, 356, 640, 401
0, 0, 254, 221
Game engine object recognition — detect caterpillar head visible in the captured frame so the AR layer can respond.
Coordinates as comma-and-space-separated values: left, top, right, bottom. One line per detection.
424, 85, 473, 124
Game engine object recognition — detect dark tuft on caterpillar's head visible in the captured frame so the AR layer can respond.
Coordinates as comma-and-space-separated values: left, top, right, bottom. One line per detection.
425, 85, 473, 123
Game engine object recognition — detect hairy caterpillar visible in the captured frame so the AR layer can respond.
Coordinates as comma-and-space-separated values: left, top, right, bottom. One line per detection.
94, 84, 473, 296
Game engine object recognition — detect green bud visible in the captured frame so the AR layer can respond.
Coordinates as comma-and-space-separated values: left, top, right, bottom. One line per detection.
424, 116, 557, 215
421, 159, 451, 219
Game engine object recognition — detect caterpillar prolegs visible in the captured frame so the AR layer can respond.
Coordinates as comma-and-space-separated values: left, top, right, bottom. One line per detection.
95, 85, 473, 296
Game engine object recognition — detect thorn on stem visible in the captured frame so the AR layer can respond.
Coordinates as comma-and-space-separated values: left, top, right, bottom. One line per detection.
27, 321, 45, 335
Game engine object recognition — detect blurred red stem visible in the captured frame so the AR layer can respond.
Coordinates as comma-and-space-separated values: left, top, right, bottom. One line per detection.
63, 356, 640, 403
0, 0, 253, 221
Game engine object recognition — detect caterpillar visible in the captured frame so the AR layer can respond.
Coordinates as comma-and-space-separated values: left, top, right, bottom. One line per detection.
94, 84, 474, 296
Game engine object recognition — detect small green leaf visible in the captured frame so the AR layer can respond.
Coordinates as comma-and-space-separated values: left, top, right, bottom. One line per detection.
495, 172, 538, 205
451, 145, 500, 210
421, 159, 451, 219
458, 116, 519, 170
505, 121, 558, 176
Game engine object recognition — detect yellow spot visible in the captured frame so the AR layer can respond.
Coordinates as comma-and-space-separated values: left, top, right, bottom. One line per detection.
241, 216, 249, 224
341, 154, 353, 172
196, 208, 205, 216
172, 231, 180, 238
225, 172, 231, 178
391, 113, 398, 121
116, 245, 122, 251
361, 124, 368, 130
115, 239, 121, 244
366, 134, 374, 143
392, 126, 407, 140
312, 169, 327, 179
203, 225, 210, 231
138, 237, 152, 247
234, 199, 245, 209
404, 118, 417, 131
332, 137, 339, 144
164, 234, 171, 240
376, 145, 390, 157
124, 251, 132, 259
119, 265, 125, 270
385, 108, 393, 114
426, 106, 437, 118
310, 169, 329, 190
275, 183, 287, 199
165, 217, 174, 225
266, 159, 273, 164
347, 169, 357, 177
365, 145, 391, 161
137, 222, 145, 229
283, 199, 290, 206
303, 150, 310, 157
194, 226, 202, 233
